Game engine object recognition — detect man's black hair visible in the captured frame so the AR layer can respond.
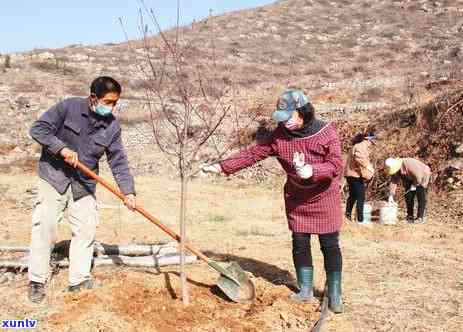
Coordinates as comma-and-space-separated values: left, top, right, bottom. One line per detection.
90, 76, 122, 98
352, 133, 365, 145
352, 130, 376, 145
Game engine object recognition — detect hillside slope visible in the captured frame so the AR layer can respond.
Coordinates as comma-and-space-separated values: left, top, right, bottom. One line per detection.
1, 0, 462, 111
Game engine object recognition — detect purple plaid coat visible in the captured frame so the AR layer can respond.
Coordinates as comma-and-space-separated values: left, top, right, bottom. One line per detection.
220, 123, 343, 234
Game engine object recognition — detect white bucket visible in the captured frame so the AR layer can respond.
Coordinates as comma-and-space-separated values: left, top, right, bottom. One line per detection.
363, 203, 372, 223
380, 203, 398, 225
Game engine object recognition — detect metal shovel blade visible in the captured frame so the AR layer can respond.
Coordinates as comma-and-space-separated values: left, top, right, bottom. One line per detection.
215, 261, 256, 303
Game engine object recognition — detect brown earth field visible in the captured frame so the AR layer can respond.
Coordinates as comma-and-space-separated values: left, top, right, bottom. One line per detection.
1, 167, 462, 331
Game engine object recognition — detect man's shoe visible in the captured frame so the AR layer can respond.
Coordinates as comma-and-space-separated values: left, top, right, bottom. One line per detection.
290, 266, 314, 301
68, 279, 101, 293
28, 281, 46, 303
406, 216, 415, 224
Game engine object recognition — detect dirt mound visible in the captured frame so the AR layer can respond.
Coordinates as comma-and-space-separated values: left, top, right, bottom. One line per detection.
42, 266, 319, 332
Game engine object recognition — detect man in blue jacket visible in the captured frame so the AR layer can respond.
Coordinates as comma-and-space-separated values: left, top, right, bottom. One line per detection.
28, 76, 136, 303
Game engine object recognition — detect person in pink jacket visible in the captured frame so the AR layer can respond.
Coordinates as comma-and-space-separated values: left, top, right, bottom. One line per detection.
202, 90, 344, 313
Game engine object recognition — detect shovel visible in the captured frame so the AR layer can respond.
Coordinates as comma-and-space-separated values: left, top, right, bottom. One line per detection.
75, 161, 255, 303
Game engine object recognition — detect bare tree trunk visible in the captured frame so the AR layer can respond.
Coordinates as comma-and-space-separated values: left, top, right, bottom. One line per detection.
179, 172, 190, 305
120, 1, 257, 305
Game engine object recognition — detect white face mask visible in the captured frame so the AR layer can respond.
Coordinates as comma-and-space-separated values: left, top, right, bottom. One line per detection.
284, 116, 300, 130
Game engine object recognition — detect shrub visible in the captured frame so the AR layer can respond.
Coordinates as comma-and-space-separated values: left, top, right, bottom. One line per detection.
358, 87, 384, 102
11, 79, 44, 94
4, 55, 11, 68
31, 58, 78, 75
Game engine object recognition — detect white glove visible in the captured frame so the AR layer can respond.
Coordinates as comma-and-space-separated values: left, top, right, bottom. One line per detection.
293, 152, 313, 179
201, 163, 222, 174
388, 195, 395, 204
410, 185, 417, 191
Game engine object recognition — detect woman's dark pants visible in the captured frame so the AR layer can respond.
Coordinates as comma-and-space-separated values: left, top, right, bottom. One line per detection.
292, 232, 342, 272
345, 176, 366, 222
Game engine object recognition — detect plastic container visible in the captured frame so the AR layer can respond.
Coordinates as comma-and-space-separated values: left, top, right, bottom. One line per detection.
380, 203, 398, 225
363, 202, 372, 223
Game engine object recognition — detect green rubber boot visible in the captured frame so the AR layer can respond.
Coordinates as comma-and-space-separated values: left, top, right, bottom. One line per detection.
326, 271, 343, 313
290, 266, 314, 301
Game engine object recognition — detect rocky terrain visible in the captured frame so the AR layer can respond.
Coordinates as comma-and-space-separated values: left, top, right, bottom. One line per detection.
1, 0, 463, 106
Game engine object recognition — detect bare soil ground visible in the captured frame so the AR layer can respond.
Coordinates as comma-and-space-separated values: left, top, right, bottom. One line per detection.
1, 169, 462, 331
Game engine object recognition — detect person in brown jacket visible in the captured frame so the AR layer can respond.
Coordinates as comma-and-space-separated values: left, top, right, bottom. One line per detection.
385, 157, 432, 224
344, 132, 376, 224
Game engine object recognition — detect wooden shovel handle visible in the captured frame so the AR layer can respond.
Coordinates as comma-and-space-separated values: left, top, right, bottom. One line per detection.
75, 161, 210, 263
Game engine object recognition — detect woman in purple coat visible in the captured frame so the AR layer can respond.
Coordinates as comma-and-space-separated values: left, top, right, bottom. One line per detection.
202, 90, 344, 313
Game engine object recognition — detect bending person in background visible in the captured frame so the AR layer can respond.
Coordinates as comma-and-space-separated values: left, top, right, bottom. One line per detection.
202, 90, 344, 313
344, 131, 376, 225
385, 157, 431, 224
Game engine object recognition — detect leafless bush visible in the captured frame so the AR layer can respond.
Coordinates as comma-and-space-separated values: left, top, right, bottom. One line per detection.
339, 50, 355, 59
355, 54, 371, 63
351, 65, 365, 73
358, 87, 384, 102
64, 83, 88, 97
4, 55, 11, 69
340, 37, 357, 49
389, 40, 410, 53
424, 40, 445, 52
447, 61, 463, 80
10, 79, 44, 94
31, 57, 78, 75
